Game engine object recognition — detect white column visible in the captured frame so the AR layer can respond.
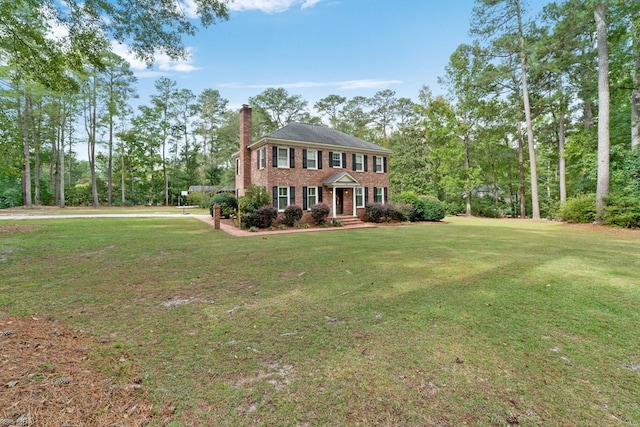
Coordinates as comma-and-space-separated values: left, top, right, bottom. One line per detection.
332, 188, 336, 218
352, 188, 356, 216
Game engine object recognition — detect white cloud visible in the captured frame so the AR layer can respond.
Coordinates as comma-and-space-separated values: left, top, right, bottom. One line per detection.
111, 42, 201, 77
176, 0, 199, 19
220, 79, 402, 90
229, 0, 323, 14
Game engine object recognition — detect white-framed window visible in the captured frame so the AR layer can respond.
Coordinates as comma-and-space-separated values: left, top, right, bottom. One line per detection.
355, 187, 365, 208
258, 147, 266, 169
354, 154, 364, 172
307, 186, 317, 208
278, 187, 289, 211
332, 152, 342, 168
307, 150, 318, 169
375, 156, 384, 173
277, 147, 289, 168
374, 187, 384, 203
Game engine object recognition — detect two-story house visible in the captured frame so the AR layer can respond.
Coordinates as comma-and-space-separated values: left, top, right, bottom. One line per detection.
235, 105, 391, 219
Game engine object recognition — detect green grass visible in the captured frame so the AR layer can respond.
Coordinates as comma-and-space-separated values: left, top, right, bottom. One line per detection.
1, 216, 639, 425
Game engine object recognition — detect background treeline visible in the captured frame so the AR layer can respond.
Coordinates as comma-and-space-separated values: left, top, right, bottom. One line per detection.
1, 1, 639, 226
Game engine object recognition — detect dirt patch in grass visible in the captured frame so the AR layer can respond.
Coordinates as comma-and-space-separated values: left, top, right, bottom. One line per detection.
0, 315, 156, 426
0, 225, 42, 234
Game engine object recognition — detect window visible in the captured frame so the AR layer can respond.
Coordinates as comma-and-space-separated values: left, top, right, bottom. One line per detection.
374, 187, 384, 203
375, 156, 384, 173
235, 159, 239, 175
332, 152, 342, 168
278, 187, 289, 211
307, 187, 317, 208
307, 150, 317, 169
355, 187, 364, 208
353, 154, 364, 172
258, 147, 266, 169
277, 147, 289, 168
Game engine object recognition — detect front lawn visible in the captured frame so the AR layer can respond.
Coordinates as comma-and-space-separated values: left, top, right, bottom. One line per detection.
1, 216, 639, 425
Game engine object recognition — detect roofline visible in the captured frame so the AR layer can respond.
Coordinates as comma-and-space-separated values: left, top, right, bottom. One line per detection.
247, 136, 393, 154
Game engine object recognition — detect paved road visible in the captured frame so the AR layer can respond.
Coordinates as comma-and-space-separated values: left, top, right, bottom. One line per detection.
0, 213, 201, 220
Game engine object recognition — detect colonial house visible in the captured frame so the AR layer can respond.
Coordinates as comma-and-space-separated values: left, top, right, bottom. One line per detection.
235, 105, 391, 219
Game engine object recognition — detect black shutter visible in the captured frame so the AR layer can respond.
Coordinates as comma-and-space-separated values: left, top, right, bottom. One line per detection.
290, 148, 295, 168
302, 149, 308, 168
272, 147, 278, 167
383, 157, 388, 173
290, 186, 295, 205
318, 151, 323, 169
328, 151, 333, 167
384, 187, 389, 202
318, 186, 323, 203
373, 156, 377, 171
365, 187, 369, 205
302, 186, 308, 210
364, 155, 368, 171
272, 186, 278, 208
352, 154, 356, 171
342, 153, 347, 168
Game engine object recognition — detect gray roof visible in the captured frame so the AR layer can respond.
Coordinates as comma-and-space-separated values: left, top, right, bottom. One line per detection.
256, 123, 392, 153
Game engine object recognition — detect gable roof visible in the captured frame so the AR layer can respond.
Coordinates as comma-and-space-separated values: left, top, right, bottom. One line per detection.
323, 172, 361, 187
249, 122, 392, 154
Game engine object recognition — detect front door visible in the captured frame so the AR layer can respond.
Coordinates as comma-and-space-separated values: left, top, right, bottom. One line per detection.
336, 188, 344, 215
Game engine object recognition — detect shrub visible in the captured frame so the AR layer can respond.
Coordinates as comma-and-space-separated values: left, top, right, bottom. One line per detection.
419, 196, 446, 221
393, 191, 421, 221
255, 205, 278, 228
365, 203, 389, 222
392, 191, 445, 222
443, 200, 465, 216
557, 194, 596, 223
238, 185, 273, 228
210, 193, 237, 218
310, 203, 330, 225
187, 191, 210, 208
283, 205, 303, 226
470, 196, 503, 218
603, 194, 640, 228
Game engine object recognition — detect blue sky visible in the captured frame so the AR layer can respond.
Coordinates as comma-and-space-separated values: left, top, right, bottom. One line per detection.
114, 0, 545, 112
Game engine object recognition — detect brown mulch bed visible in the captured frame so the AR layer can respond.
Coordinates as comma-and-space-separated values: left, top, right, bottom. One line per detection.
0, 315, 157, 426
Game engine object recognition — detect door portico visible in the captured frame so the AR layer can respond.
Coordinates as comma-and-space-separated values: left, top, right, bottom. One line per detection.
323, 172, 361, 218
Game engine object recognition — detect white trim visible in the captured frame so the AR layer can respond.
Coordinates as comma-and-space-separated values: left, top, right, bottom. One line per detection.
258, 147, 266, 169
248, 137, 392, 155
307, 186, 317, 209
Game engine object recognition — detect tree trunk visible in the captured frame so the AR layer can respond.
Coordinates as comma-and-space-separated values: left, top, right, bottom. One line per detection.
517, 120, 526, 218
558, 76, 567, 204
595, 2, 610, 222
464, 133, 472, 216
59, 108, 65, 208
632, 15, 640, 149
21, 89, 32, 208
517, 0, 539, 220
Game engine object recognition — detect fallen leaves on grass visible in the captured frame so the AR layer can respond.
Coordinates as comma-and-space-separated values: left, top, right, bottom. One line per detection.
0, 315, 156, 426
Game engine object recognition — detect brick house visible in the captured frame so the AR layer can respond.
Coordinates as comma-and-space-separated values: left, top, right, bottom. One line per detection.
235, 105, 391, 219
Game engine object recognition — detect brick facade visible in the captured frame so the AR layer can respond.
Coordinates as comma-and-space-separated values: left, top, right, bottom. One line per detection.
235, 106, 391, 218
